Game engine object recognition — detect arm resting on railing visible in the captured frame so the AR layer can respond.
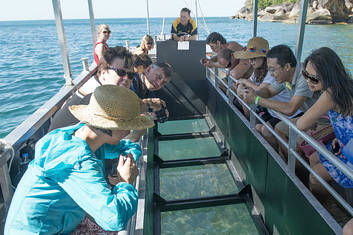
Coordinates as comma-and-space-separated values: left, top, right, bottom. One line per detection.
242, 87, 307, 116
296, 91, 334, 131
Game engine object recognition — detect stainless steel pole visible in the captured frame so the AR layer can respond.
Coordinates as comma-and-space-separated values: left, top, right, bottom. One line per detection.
195, 0, 199, 40
52, 0, 73, 86
88, 0, 96, 45
146, 0, 151, 35
253, 0, 258, 37
295, 0, 309, 61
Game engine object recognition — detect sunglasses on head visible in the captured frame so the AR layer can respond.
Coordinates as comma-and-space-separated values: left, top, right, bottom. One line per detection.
115, 68, 135, 80
302, 70, 320, 84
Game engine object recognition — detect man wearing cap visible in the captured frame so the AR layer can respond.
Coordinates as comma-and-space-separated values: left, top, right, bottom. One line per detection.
5, 85, 154, 234
171, 8, 198, 41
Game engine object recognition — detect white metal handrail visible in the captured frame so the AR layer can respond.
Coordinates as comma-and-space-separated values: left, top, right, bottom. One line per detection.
206, 67, 353, 216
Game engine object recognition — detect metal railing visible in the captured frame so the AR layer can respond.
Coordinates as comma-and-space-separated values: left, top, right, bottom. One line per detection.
206, 66, 353, 216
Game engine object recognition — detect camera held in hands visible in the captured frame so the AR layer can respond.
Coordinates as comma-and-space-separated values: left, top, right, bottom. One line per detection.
155, 103, 168, 123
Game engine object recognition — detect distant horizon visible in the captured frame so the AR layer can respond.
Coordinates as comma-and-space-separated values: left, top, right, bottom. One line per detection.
0, 16, 233, 23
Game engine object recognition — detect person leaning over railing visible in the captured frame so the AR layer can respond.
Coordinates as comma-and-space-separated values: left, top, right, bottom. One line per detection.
239, 45, 326, 179
200, 32, 244, 68
4, 85, 154, 234
295, 47, 353, 204
234, 37, 302, 148
208, 48, 253, 97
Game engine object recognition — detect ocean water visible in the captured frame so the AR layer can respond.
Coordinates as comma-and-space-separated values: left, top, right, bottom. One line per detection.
0, 17, 352, 138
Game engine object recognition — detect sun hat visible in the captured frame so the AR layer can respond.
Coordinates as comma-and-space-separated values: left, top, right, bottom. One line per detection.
233, 37, 269, 59
69, 85, 154, 130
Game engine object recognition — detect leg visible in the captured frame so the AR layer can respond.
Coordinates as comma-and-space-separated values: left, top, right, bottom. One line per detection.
343, 218, 353, 235
260, 123, 278, 150
309, 163, 333, 203
309, 151, 320, 167
242, 104, 250, 120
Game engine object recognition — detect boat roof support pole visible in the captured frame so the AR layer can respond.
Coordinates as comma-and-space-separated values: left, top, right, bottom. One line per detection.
88, 0, 96, 45
146, 0, 151, 35
195, 0, 199, 40
52, 0, 73, 86
295, 0, 309, 61
252, 0, 258, 37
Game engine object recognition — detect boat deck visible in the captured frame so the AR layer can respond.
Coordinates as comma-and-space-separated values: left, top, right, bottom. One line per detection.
146, 117, 266, 234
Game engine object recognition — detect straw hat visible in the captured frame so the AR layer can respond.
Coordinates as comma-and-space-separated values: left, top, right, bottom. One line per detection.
233, 37, 269, 59
69, 85, 154, 130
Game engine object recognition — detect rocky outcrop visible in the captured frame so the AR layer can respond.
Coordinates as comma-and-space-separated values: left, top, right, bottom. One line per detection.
232, 0, 353, 24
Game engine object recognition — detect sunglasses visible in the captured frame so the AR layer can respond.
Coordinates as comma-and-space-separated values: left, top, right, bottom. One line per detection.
116, 68, 135, 80
102, 30, 111, 34
302, 70, 320, 84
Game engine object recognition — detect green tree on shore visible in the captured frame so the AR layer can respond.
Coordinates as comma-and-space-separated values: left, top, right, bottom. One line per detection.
249, 0, 298, 10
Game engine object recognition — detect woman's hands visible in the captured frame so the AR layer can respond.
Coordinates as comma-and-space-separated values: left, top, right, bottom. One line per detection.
116, 154, 139, 185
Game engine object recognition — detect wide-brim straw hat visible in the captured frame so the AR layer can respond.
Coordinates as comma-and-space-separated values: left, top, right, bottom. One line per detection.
233, 37, 269, 59
69, 85, 154, 130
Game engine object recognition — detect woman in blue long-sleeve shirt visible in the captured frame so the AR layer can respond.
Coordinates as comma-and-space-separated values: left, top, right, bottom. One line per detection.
5, 85, 154, 234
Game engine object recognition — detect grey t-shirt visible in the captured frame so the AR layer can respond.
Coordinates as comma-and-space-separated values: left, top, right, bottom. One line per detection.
271, 63, 320, 112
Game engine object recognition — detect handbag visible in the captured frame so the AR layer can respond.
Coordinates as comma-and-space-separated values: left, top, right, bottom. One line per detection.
299, 124, 336, 158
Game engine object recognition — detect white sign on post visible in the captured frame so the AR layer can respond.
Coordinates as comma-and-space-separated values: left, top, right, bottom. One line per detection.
177, 41, 189, 50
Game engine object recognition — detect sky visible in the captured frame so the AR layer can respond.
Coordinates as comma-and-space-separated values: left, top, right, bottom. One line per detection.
0, 0, 246, 21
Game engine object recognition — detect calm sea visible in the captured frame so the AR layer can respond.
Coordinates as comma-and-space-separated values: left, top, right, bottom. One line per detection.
0, 17, 352, 138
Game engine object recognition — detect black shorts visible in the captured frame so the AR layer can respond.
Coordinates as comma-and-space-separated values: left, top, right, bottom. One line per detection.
260, 108, 303, 128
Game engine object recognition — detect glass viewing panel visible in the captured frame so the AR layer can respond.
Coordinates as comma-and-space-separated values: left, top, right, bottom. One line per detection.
158, 137, 222, 161
161, 204, 260, 235
160, 163, 238, 200
158, 119, 210, 135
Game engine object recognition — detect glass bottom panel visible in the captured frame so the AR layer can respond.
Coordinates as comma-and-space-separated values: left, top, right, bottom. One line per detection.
160, 164, 238, 200
158, 137, 221, 161
158, 119, 210, 135
161, 204, 260, 235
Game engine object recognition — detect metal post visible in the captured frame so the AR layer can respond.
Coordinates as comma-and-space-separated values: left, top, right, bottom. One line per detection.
215, 68, 219, 88
161, 17, 165, 36
81, 58, 89, 72
227, 75, 233, 104
52, 0, 73, 86
87, 0, 96, 45
288, 127, 297, 175
295, 0, 309, 61
146, 0, 151, 35
253, 0, 258, 37
249, 105, 256, 129
195, 0, 199, 40
125, 40, 130, 50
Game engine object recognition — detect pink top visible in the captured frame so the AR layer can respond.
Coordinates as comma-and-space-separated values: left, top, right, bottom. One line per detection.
93, 42, 108, 65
